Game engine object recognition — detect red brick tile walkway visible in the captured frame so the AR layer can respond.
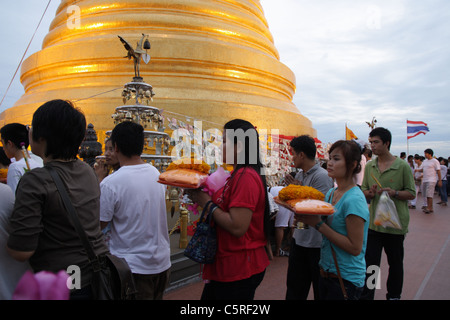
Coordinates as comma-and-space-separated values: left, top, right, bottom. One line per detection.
164, 193, 450, 300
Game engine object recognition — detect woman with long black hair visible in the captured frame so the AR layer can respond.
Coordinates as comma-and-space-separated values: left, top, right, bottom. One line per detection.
298, 140, 370, 300
187, 119, 271, 300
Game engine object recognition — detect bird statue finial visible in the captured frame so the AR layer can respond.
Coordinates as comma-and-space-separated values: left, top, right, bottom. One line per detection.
366, 116, 377, 130
118, 34, 151, 79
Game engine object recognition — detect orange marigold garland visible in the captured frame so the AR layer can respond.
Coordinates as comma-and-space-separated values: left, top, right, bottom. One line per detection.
0, 168, 7, 183
278, 184, 325, 202
166, 156, 211, 174
275, 185, 334, 216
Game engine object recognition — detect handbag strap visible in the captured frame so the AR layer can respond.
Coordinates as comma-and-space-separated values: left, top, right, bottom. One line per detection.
201, 200, 213, 222
46, 165, 102, 272
330, 244, 348, 299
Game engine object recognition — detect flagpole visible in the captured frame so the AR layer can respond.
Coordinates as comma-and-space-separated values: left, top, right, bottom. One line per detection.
406, 119, 409, 157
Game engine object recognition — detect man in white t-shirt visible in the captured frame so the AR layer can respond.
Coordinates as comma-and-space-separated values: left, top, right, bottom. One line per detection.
417, 149, 441, 213
269, 186, 294, 257
1, 123, 42, 193
100, 121, 171, 300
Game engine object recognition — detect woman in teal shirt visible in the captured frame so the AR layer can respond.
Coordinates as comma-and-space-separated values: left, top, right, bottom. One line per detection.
299, 140, 369, 300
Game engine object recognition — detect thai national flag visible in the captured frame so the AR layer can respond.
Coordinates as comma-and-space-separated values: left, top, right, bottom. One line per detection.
407, 120, 429, 139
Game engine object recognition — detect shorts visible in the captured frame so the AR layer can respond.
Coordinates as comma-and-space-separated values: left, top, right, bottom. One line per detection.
275, 206, 294, 228
422, 181, 437, 198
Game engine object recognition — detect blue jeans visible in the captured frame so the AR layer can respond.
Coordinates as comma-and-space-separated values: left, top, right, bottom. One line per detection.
318, 276, 363, 300
440, 180, 448, 203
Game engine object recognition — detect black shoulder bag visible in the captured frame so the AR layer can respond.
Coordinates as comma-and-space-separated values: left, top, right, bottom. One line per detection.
47, 166, 137, 300
184, 200, 217, 264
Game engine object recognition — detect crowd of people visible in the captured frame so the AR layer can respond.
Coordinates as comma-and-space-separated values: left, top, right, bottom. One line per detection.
0, 99, 448, 300
404, 151, 449, 212
273, 129, 448, 300
0, 100, 171, 300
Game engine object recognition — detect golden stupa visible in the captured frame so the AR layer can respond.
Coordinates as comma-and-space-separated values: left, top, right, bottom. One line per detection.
0, 0, 315, 138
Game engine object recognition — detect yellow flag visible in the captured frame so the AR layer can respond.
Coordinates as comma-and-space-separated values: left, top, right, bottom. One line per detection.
345, 125, 358, 140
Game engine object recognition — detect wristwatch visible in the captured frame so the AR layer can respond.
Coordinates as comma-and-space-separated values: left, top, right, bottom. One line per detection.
394, 190, 399, 198
315, 220, 325, 230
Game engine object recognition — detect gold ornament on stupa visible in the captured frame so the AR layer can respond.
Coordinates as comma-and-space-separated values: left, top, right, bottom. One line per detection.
0, 0, 316, 139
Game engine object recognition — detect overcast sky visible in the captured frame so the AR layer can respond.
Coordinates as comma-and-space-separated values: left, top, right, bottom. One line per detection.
1, 0, 449, 157
261, 0, 450, 157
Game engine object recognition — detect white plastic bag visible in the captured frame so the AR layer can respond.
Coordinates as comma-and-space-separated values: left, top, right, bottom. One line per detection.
374, 191, 402, 229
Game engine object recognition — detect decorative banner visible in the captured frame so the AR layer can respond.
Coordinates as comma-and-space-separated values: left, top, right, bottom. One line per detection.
160, 113, 328, 186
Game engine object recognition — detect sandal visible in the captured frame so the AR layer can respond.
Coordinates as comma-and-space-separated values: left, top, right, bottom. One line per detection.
278, 249, 289, 257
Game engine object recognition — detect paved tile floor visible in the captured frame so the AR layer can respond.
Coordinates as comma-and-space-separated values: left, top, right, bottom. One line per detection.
164, 193, 450, 300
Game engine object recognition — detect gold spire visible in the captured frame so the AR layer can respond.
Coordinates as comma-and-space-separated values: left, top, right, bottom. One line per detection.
0, 0, 315, 137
